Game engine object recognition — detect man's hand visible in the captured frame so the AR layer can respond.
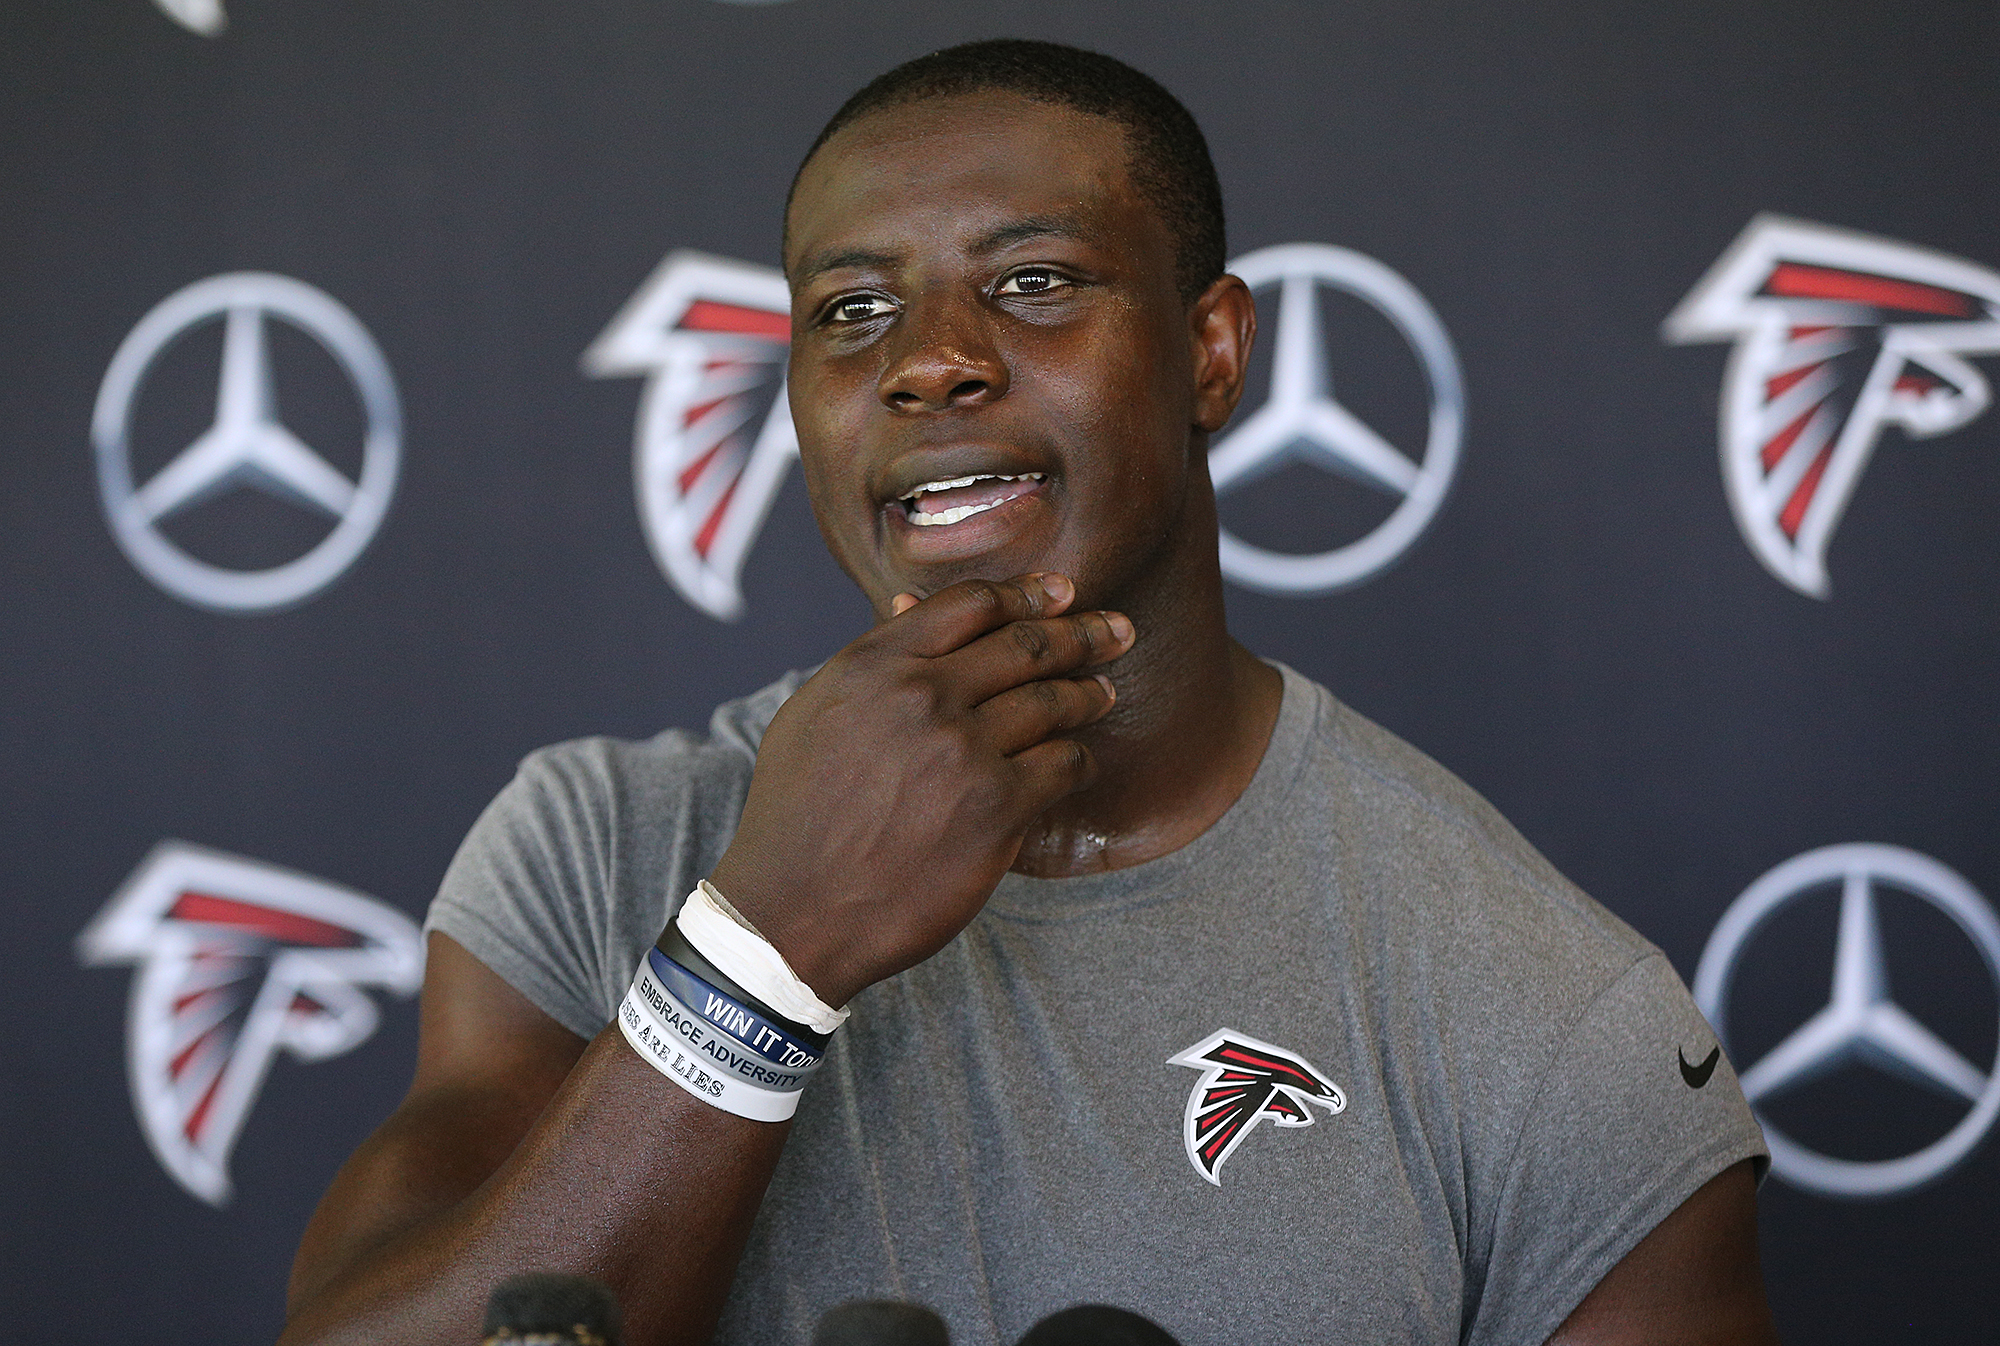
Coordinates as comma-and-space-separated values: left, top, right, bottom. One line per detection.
708, 571, 1135, 1006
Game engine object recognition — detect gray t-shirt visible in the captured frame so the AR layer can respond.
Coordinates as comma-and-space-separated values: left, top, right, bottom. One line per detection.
428, 664, 1766, 1346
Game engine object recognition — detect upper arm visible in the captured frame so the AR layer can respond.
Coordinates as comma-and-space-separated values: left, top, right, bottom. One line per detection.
1465, 955, 1770, 1344
1546, 1159, 1778, 1345
286, 931, 588, 1313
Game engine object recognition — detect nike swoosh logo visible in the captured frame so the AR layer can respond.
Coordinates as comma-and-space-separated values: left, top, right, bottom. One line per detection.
1679, 1045, 1721, 1089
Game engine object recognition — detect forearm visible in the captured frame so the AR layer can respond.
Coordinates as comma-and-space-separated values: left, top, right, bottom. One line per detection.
280, 1029, 791, 1346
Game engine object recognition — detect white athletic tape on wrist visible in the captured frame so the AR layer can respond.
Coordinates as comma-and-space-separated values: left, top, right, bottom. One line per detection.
617, 961, 804, 1122
676, 880, 850, 1035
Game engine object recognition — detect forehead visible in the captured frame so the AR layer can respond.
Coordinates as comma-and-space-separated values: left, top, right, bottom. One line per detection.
785, 90, 1162, 274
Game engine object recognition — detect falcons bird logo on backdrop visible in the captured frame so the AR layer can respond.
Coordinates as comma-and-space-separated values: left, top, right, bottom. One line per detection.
585, 250, 799, 622
1664, 215, 2000, 598
1170, 1030, 1347, 1184
76, 842, 422, 1205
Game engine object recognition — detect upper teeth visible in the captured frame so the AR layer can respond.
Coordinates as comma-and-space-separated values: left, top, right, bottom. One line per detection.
903, 472, 1043, 527
902, 472, 1042, 501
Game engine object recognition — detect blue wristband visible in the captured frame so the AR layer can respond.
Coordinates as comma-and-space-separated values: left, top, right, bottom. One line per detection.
646, 948, 830, 1072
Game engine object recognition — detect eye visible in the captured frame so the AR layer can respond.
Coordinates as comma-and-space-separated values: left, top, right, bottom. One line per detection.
996, 267, 1070, 297
824, 293, 897, 325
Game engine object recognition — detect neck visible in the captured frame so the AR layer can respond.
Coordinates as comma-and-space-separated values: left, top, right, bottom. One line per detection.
1010, 493, 1284, 879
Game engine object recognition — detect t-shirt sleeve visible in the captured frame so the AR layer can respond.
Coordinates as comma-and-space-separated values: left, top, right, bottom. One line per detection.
1463, 952, 1769, 1346
423, 745, 624, 1041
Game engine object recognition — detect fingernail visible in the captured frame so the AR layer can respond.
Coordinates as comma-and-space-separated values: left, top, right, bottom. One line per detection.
891, 593, 918, 616
1095, 673, 1117, 702
1106, 612, 1134, 643
1041, 573, 1075, 604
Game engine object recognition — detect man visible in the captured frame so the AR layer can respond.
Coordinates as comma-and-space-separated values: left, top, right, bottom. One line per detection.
280, 40, 1775, 1346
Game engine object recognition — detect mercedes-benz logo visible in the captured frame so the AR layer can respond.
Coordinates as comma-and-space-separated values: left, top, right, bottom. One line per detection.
1693, 843, 2000, 1198
1209, 243, 1464, 594
93, 273, 401, 613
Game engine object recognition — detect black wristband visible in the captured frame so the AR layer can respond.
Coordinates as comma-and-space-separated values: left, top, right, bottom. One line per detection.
657, 917, 831, 1051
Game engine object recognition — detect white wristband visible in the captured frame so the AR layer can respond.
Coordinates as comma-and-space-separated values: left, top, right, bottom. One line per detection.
676, 880, 851, 1035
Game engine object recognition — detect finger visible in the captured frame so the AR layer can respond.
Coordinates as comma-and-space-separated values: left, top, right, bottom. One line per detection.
975, 674, 1116, 755
942, 608, 1135, 707
1007, 737, 1099, 813
887, 573, 1075, 658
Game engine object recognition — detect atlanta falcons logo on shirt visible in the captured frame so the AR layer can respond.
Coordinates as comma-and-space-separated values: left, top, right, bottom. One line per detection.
76, 842, 422, 1205
1169, 1030, 1347, 1184
1664, 215, 2000, 598
585, 250, 798, 622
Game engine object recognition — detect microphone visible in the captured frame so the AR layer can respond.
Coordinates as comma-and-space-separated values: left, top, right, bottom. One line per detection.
1013, 1304, 1182, 1346
812, 1299, 952, 1345
481, 1272, 625, 1346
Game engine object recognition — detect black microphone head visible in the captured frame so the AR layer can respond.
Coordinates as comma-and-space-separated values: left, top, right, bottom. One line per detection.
812, 1299, 952, 1346
1013, 1304, 1181, 1346
482, 1272, 625, 1346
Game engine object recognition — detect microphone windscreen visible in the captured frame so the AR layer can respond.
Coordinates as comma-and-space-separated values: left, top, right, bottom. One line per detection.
812, 1299, 952, 1346
481, 1271, 625, 1346
1012, 1304, 1181, 1346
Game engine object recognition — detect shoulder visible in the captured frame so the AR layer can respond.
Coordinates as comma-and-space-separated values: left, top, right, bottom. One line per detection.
424, 670, 807, 1038
1287, 666, 1659, 993
1274, 666, 1693, 1133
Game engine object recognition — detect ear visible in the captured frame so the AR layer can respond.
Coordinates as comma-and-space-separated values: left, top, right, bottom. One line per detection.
1188, 274, 1256, 434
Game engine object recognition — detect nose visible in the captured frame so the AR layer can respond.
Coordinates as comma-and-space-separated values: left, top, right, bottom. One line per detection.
877, 296, 1009, 412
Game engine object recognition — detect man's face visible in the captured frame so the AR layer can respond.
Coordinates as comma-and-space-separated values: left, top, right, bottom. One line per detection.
783, 91, 1214, 614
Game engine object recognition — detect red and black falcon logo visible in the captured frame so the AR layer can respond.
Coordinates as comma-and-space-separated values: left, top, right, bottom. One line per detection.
76, 841, 422, 1205
1169, 1030, 1347, 1184
1664, 215, 2000, 598
582, 250, 797, 623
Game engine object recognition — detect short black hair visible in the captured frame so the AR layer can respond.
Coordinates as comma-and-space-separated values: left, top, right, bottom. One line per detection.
789, 39, 1226, 303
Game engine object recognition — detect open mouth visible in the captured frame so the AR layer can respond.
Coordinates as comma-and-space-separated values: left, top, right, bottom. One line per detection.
898, 472, 1045, 526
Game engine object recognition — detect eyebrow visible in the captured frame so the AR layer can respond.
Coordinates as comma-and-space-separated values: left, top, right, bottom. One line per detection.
789, 247, 898, 287
969, 213, 1102, 255
790, 213, 1104, 287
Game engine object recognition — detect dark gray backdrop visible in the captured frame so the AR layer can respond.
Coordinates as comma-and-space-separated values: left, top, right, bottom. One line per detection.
4, 1, 1997, 1341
